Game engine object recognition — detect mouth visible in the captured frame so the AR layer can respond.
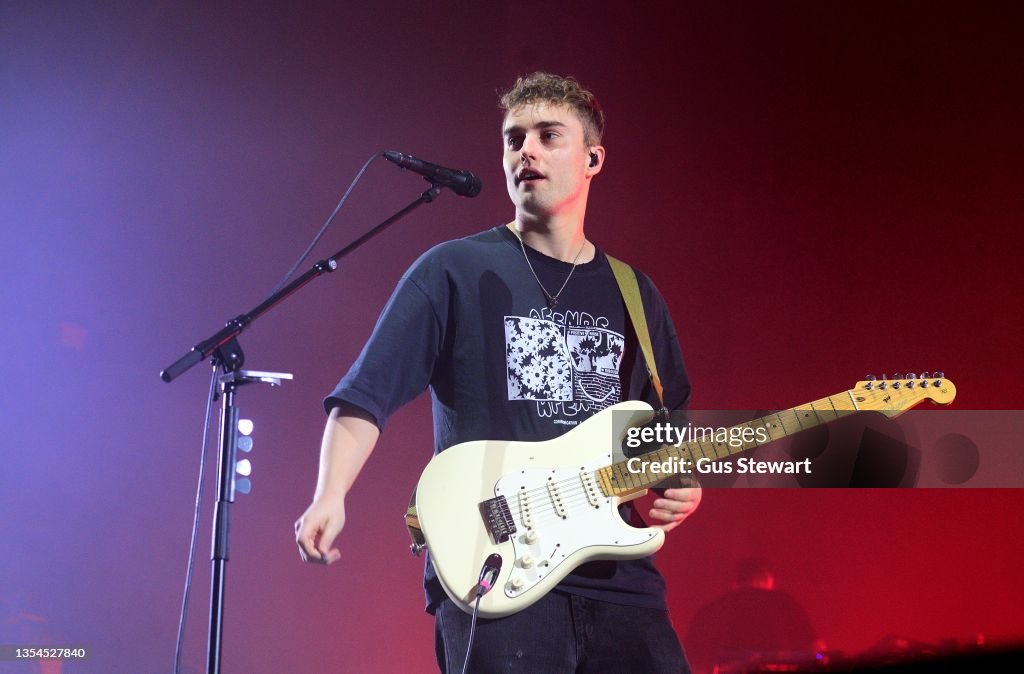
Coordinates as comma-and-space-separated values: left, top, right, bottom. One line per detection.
515, 168, 545, 186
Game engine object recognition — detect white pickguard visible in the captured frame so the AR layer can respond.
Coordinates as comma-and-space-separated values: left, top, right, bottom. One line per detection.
414, 400, 663, 618
494, 461, 660, 602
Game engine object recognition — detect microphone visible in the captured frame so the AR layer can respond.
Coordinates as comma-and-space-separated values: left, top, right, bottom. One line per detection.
475, 553, 503, 597
383, 150, 482, 198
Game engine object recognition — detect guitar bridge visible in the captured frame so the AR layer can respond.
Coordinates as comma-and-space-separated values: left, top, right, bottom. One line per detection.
480, 496, 517, 544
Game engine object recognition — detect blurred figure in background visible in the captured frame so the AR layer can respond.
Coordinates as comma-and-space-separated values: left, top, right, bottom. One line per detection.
684, 558, 825, 674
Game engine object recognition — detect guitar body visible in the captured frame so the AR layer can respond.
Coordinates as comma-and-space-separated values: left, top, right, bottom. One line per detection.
414, 400, 663, 618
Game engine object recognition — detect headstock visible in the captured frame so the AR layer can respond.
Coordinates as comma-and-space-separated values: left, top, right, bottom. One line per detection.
851, 372, 956, 417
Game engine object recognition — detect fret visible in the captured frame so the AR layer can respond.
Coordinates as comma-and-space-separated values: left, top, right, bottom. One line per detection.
792, 404, 821, 428
685, 437, 705, 462
689, 439, 709, 462
774, 411, 791, 436
809, 399, 836, 423
760, 415, 783, 442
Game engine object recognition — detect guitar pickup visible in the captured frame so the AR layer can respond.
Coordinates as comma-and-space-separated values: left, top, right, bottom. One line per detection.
480, 496, 517, 544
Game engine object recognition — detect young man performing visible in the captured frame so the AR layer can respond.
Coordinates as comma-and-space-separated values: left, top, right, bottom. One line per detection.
296, 72, 700, 673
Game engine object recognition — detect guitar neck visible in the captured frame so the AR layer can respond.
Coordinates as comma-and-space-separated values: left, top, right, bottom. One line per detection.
596, 391, 862, 496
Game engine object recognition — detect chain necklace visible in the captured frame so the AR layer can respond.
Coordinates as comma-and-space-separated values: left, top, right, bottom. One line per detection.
516, 230, 587, 310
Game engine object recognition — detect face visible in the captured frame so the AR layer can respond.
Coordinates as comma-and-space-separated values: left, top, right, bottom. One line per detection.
502, 102, 601, 219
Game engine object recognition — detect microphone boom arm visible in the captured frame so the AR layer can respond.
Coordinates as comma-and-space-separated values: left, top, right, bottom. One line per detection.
160, 183, 443, 382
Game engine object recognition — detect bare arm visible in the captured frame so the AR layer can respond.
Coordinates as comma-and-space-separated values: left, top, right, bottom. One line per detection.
294, 404, 380, 565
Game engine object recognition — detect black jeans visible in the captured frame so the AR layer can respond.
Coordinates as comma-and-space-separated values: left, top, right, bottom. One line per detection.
435, 591, 690, 673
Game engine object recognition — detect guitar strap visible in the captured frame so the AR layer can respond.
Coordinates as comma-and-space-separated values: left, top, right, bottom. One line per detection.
606, 254, 667, 416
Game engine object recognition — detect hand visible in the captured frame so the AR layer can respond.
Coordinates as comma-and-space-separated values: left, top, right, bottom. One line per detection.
648, 486, 702, 533
294, 492, 346, 565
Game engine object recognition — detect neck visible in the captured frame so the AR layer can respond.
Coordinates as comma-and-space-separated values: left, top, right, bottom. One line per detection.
511, 211, 592, 263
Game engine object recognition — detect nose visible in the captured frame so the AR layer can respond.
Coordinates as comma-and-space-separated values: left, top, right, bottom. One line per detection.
519, 133, 540, 163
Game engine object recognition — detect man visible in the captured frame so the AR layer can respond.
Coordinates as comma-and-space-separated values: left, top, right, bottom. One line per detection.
296, 72, 700, 673
685, 558, 824, 674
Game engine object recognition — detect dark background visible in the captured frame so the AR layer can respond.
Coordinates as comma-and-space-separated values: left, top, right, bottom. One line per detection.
1, 1, 1022, 672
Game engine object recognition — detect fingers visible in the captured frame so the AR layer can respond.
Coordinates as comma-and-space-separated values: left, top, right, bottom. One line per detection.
651, 493, 697, 515
294, 515, 341, 565
294, 518, 323, 563
662, 487, 701, 503
295, 495, 347, 565
317, 520, 343, 563
648, 486, 703, 532
648, 506, 690, 523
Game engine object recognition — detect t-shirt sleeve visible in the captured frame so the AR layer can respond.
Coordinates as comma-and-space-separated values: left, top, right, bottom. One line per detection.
323, 255, 447, 429
631, 270, 691, 412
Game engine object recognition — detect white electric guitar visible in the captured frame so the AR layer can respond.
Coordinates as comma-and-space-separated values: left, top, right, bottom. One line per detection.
407, 374, 956, 617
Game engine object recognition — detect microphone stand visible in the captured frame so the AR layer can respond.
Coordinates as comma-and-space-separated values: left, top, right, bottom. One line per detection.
161, 183, 443, 674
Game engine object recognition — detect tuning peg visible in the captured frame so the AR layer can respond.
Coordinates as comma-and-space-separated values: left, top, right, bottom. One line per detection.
864, 374, 876, 390
906, 373, 916, 388
920, 371, 930, 379
894, 372, 903, 380
866, 374, 877, 381
935, 371, 944, 379
907, 373, 916, 379
933, 370, 945, 386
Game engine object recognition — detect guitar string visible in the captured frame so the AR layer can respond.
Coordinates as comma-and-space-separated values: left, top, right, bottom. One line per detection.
510, 484, 588, 516
503, 402, 830, 504
512, 487, 634, 522
514, 478, 687, 526
505, 467, 615, 501
504, 436, 712, 502
504, 446, 700, 508
507, 445, 719, 522
512, 494, 627, 529
513, 496, 605, 524
513, 417, 872, 523
507, 423, 834, 524
502, 397, 854, 510
502, 388, 918, 525
513, 486, 647, 518
504, 437, 715, 506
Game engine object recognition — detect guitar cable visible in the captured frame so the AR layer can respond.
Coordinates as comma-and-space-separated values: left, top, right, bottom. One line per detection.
461, 554, 502, 674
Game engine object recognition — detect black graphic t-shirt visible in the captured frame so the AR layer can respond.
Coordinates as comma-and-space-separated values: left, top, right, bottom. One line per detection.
326, 225, 691, 611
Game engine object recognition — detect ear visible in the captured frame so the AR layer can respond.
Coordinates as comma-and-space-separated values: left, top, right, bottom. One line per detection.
586, 146, 605, 176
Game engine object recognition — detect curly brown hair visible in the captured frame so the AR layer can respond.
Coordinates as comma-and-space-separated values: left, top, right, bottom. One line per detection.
499, 72, 605, 146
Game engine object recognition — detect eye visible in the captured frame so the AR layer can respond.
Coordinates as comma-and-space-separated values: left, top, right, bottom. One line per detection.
505, 135, 523, 150
541, 131, 559, 141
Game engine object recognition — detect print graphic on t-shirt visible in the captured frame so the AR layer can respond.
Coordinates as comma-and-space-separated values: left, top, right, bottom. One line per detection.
504, 308, 624, 420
